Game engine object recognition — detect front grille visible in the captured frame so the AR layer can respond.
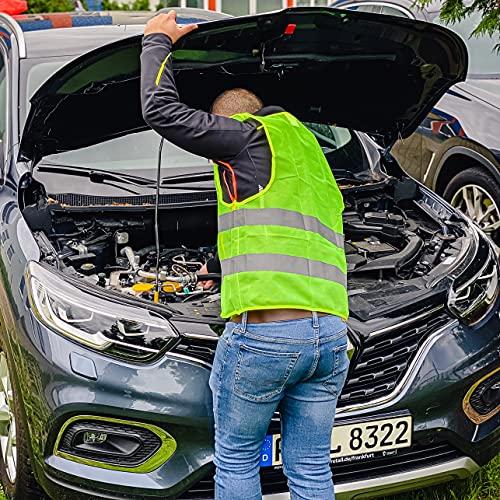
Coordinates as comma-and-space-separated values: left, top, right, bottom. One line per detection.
179, 441, 461, 498
51, 191, 217, 207
175, 309, 451, 409
338, 310, 450, 408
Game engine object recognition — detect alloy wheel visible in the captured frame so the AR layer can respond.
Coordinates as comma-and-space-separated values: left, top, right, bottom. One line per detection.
0, 352, 17, 483
450, 184, 500, 235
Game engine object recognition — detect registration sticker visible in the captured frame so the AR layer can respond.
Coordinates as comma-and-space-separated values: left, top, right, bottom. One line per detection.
260, 415, 412, 467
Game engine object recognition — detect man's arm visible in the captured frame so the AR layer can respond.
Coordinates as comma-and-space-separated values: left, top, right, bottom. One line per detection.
141, 12, 255, 161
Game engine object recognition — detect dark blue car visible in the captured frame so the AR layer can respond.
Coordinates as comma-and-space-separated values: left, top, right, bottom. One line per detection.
332, 0, 500, 245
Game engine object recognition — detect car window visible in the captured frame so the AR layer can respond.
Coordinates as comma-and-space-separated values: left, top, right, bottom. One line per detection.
305, 123, 369, 175
347, 4, 381, 14
21, 57, 210, 173
379, 5, 410, 17
256, 0, 282, 12
220, 0, 249, 16
25, 60, 69, 121
43, 130, 211, 172
346, 3, 412, 18
22, 58, 369, 178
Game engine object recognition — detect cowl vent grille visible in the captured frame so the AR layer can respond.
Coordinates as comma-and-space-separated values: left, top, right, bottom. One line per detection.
50, 191, 217, 207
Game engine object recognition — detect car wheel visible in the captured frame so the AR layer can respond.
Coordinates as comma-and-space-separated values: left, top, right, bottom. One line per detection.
443, 167, 500, 244
0, 348, 47, 499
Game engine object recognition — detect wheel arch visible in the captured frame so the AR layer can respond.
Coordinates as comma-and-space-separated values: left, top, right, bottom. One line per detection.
433, 146, 500, 196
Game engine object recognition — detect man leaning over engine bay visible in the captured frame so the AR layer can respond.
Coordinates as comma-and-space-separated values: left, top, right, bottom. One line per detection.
141, 11, 349, 500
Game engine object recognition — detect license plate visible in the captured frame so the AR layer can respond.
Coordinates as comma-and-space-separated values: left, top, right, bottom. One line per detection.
260, 415, 412, 467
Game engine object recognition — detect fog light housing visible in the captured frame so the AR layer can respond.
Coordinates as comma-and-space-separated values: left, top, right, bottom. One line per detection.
83, 431, 108, 444
463, 367, 500, 424
54, 416, 176, 472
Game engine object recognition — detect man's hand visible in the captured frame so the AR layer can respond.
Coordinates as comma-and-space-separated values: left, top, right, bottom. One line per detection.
144, 11, 198, 43
198, 263, 214, 290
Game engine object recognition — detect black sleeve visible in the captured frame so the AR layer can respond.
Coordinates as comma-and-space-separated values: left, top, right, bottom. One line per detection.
206, 252, 221, 274
141, 33, 255, 162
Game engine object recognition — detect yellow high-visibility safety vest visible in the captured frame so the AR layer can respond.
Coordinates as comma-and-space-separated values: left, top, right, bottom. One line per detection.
214, 112, 348, 319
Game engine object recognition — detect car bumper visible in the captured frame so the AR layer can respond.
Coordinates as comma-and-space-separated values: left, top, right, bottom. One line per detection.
264, 457, 480, 500
11, 306, 500, 500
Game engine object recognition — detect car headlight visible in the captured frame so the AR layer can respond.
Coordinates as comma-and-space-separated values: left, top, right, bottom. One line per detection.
448, 231, 499, 326
26, 262, 178, 361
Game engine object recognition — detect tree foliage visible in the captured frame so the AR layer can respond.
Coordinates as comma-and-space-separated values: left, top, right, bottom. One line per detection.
27, 0, 73, 13
416, 0, 499, 48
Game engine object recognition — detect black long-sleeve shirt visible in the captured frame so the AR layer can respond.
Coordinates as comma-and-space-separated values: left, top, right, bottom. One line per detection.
141, 33, 279, 273
141, 33, 279, 203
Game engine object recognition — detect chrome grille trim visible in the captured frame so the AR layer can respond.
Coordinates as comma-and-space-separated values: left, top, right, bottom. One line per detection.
367, 305, 444, 338
337, 319, 457, 416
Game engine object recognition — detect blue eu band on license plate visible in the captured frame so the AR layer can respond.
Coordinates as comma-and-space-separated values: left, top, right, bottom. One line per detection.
260, 415, 412, 467
260, 434, 276, 467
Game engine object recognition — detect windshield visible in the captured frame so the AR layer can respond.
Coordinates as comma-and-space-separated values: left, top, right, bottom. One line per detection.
21, 57, 211, 175
431, 12, 499, 78
22, 57, 371, 179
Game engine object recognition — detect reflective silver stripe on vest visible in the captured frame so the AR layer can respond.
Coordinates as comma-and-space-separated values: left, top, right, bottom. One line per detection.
221, 254, 347, 288
218, 208, 344, 249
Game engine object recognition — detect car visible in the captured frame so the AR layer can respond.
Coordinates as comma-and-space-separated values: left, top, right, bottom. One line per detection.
0, 6, 499, 500
331, 0, 500, 245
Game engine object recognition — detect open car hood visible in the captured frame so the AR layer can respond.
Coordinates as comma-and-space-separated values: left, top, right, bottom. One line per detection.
20, 7, 467, 162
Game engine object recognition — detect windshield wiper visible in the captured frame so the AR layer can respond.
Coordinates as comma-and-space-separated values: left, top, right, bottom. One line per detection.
160, 171, 215, 191
37, 163, 157, 190
161, 171, 214, 185
37, 163, 214, 192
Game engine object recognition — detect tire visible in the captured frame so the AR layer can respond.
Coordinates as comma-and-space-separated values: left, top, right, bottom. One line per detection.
0, 346, 47, 499
443, 167, 500, 244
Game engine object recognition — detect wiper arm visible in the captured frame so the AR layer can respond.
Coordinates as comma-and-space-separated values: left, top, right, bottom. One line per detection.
38, 163, 215, 192
37, 163, 157, 188
161, 171, 214, 185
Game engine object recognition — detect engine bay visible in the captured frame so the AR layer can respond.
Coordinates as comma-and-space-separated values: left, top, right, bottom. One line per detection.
26, 177, 467, 321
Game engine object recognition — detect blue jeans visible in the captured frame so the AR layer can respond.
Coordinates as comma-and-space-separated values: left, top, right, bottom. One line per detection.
209, 312, 349, 500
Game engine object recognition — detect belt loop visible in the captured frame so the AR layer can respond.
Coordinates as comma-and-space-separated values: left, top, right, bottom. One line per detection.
241, 311, 248, 332
312, 311, 319, 329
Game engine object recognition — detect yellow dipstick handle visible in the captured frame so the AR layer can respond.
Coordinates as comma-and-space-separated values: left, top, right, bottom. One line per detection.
132, 283, 155, 293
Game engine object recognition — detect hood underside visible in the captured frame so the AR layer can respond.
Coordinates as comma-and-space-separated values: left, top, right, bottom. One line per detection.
20, 7, 468, 162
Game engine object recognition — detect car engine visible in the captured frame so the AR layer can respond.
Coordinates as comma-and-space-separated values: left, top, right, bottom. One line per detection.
29, 177, 467, 321
44, 224, 219, 304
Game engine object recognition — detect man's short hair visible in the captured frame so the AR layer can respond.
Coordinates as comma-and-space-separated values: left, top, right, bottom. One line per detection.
211, 88, 263, 117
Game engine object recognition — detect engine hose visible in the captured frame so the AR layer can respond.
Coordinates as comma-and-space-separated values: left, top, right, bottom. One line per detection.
120, 246, 140, 271
136, 245, 157, 257
196, 273, 221, 281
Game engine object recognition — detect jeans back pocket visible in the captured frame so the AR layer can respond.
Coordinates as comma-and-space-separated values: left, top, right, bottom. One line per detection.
323, 343, 349, 398
234, 345, 300, 402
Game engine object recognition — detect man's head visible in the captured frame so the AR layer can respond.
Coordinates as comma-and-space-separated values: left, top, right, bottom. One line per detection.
211, 88, 263, 117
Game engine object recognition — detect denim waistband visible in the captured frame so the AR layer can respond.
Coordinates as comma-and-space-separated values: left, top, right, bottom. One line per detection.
239, 311, 324, 330
228, 312, 347, 343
